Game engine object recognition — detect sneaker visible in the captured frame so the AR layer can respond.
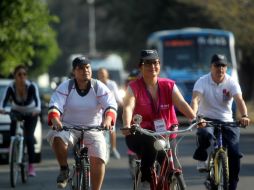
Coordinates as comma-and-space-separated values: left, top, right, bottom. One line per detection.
139, 181, 150, 190
112, 148, 121, 159
28, 164, 36, 177
197, 160, 207, 172
57, 168, 69, 188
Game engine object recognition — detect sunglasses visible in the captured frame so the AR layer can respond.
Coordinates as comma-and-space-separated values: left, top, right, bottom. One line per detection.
17, 72, 27, 77
214, 64, 227, 68
142, 60, 160, 67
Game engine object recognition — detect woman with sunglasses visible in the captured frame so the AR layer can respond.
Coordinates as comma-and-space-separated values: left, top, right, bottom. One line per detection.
122, 49, 196, 189
0, 65, 41, 177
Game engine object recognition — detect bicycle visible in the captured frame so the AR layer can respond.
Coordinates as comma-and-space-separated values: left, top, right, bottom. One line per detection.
122, 114, 201, 190
62, 125, 107, 190
203, 120, 243, 190
2, 111, 29, 188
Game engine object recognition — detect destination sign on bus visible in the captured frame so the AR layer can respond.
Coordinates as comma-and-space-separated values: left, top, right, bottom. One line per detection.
164, 39, 193, 47
164, 36, 228, 47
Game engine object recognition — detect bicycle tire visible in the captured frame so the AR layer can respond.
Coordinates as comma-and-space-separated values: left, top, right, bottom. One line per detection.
167, 173, 186, 190
216, 152, 229, 190
82, 158, 90, 190
128, 154, 136, 179
10, 138, 19, 188
133, 161, 142, 190
20, 143, 28, 183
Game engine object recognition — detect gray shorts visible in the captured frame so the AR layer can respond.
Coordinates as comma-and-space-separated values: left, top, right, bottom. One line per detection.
46, 129, 107, 163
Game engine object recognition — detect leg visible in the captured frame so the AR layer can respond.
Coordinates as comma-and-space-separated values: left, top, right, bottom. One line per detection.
52, 137, 68, 167
52, 136, 69, 188
110, 131, 116, 150
24, 115, 37, 164
193, 127, 214, 161
90, 156, 105, 190
111, 130, 121, 159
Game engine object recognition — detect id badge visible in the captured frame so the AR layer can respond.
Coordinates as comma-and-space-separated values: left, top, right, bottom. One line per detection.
154, 119, 166, 132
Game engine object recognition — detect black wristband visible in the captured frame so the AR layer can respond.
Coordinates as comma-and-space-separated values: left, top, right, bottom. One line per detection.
242, 114, 249, 118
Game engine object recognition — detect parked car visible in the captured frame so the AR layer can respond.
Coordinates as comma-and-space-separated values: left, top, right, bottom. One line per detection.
0, 79, 42, 164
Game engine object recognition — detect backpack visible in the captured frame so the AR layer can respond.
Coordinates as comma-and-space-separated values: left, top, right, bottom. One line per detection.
67, 78, 98, 95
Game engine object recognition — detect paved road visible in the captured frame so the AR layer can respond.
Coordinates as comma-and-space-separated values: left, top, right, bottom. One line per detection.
0, 125, 253, 190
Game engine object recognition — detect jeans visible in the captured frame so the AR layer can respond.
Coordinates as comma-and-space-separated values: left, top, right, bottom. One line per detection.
193, 123, 242, 190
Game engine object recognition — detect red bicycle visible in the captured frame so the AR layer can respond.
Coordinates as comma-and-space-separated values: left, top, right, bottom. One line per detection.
125, 114, 200, 190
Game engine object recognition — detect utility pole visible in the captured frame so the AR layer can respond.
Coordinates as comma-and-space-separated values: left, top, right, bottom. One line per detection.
87, 0, 96, 56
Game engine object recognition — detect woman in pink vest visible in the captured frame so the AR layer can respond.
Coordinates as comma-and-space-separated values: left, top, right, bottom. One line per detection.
122, 49, 196, 188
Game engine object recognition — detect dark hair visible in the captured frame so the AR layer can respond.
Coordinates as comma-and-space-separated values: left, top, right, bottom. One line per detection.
13, 65, 28, 76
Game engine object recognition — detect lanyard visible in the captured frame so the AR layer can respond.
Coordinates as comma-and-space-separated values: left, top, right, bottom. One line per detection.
142, 78, 161, 116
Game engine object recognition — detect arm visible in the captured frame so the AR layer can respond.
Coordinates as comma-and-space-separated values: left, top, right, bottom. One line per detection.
233, 94, 250, 126
191, 91, 202, 115
122, 86, 136, 135
172, 86, 196, 121
31, 83, 41, 115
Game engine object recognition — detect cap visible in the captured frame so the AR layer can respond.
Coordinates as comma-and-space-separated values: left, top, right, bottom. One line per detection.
211, 54, 227, 65
72, 56, 90, 69
140, 49, 159, 60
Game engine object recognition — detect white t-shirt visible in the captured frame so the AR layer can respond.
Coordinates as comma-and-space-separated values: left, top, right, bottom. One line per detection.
49, 79, 117, 126
193, 73, 241, 121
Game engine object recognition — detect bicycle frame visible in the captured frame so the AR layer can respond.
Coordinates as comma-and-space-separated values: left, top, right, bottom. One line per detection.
151, 136, 183, 190
205, 121, 241, 190
62, 125, 106, 190
127, 114, 200, 190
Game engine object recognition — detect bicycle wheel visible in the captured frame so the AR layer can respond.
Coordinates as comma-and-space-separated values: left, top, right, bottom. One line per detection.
167, 173, 186, 190
128, 154, 137, 179
216, 152, 229, 190
69, 164, 77, 190
133, 160, 142, 190
205, 152, 216, 190
10, 138, 20, 188
82, 158, 90, 190
20, 143, 28, 183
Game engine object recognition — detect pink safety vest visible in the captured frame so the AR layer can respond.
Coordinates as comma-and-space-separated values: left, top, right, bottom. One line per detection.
129, 77, 178, 132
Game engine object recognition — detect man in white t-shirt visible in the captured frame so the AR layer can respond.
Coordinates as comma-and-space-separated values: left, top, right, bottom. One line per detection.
47, 56, 117, 189
98, 68, 123, 159
191, 54, 250, 190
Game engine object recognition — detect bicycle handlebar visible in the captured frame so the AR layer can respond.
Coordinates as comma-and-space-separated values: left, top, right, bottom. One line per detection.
123, 121, 201, 137
62, 125, 108, 132
206, 120, 245, 128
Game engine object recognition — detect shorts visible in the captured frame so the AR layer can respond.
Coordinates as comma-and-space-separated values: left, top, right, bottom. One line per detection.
46, 129, 107, 163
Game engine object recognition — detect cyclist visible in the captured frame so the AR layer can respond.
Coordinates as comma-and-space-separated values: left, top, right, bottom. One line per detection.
121, 49, 196, 189
191, 54, 250, 190
0, 65, 41, 177
47, 56, 117, 190
97, 68, 122, 159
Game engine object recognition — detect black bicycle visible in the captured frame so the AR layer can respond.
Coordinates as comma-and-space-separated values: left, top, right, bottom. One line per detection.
62, 125, 107, 190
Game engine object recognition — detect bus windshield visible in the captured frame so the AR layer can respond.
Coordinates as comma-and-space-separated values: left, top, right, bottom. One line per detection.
163, 35, 232, 71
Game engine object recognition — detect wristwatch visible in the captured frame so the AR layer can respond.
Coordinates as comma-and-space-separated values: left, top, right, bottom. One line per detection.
241, 114, 249, 118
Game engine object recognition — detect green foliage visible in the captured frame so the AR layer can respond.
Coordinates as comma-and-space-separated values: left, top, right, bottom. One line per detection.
0, 0, 60, 77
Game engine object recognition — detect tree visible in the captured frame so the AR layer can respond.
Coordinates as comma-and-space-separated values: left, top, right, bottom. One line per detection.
0, 0, 60, 78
